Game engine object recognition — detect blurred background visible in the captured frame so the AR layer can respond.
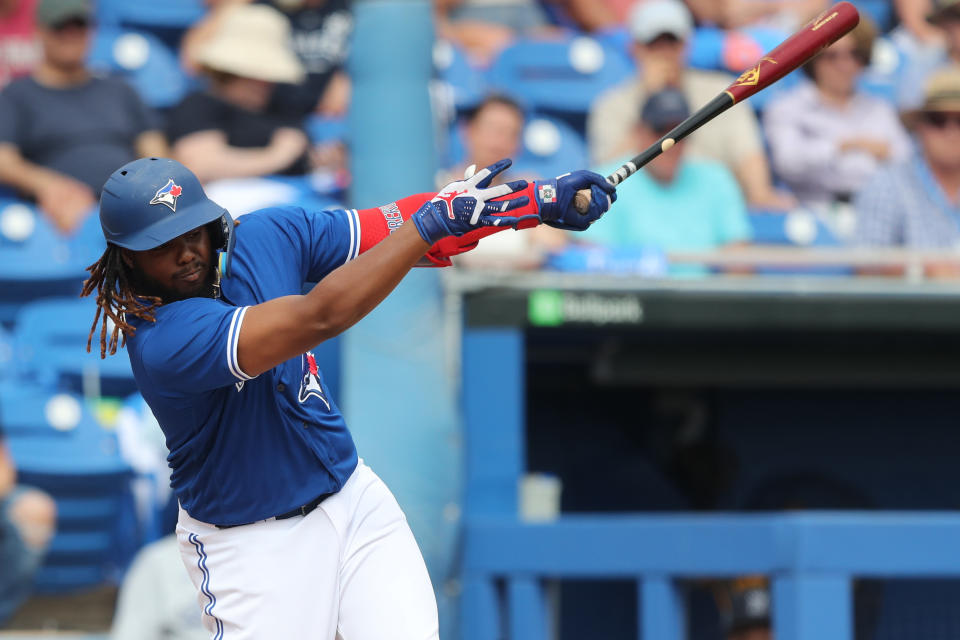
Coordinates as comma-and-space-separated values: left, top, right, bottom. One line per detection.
3, 0, 960, 639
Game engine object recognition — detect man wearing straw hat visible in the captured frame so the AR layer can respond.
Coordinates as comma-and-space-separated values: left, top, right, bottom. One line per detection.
166, 3, 312, 184
854, 67, 960, 275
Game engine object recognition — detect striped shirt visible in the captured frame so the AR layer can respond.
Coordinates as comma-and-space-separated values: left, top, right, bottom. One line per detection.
854, 153, 960, 248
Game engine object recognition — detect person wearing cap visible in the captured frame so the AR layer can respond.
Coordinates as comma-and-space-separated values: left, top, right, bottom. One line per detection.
588, 0, 794, 211
581, 87, 752, 276
855, 68, 960, 277
0, 0, 168, 233
763, 15, 911, 214
165, 3, 313, 184
898, 0, 960, 109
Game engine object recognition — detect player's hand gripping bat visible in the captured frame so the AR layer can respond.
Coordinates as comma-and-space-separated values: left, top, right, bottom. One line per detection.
573, 1, 861, 214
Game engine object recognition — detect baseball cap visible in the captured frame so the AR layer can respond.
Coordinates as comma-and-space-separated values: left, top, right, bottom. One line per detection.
629, 0, 694, 44
36, 0, 92, 28
640, 87, 690, 131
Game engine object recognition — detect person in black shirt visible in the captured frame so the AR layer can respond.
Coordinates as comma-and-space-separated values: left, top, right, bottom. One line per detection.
0, 0, 167, 233
167, 3, 312, 183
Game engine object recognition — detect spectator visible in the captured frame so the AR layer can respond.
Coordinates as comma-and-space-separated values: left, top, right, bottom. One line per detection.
0, 422, 56, 627
166, 3, 314, 184
764, 16, 911, 212
434, 0, 554, 67
0, 0, 168, 233
0, 0, 41, 88
438, 94, 526, 187
855, 68, 960, 277
684, 0, 827, 31
899, 0, 960, 109
588, 0, 794, 211
581, 88, 752, 276
110, 534, 207, 640
443, 94, 567, 269
181, 0, 353, 119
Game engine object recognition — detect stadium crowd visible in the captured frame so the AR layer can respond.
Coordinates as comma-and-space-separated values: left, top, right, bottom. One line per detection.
2, 0, 960, 637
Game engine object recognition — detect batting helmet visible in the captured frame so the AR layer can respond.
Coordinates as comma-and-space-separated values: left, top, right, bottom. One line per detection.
99, 157, 236, 276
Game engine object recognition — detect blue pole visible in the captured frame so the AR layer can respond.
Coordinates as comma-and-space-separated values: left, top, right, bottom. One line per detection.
346, 3, 462, 639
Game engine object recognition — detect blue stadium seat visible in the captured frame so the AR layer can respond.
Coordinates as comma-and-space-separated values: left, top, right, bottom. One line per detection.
748, 210, 853, 276
850, 0, 894, 32
0, 380, 70, 436
748, 210, 842, 246
96, 0, 206, 30
13, 297, 138, 398
306, 115, 349, 146
5, 393, 138, 592
87, 27, 191, 109
433, 39, 488, 112
513, 116, 589, 180
0, 324, 12, 381
486, 36, 634, 115
444, 114, 588, 180
0, 199, 99, 323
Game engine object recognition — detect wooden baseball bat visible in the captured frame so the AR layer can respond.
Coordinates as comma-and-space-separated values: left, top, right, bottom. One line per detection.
574, 1, 860, 213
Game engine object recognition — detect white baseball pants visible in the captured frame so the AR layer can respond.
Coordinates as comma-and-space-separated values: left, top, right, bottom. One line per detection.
176, 460, 440, 639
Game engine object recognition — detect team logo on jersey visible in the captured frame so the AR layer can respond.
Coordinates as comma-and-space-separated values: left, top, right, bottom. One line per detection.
150, 179, 183, 212
298, 351, 331, 410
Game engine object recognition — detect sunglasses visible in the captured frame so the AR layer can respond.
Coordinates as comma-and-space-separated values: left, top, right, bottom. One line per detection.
922, 112, 960, 129
51, 17, 91, 32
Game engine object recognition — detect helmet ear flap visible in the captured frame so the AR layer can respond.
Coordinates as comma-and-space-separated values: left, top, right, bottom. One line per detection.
214, 211, 236, 278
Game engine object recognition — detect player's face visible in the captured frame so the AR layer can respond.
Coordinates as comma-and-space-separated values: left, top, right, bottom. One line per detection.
125, 225, 217, 303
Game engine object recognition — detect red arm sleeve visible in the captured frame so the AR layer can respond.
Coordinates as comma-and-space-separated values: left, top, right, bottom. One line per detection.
355, 184, 541, 267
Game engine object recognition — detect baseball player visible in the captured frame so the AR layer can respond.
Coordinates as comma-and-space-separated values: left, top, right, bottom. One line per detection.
80, 156, 615, 638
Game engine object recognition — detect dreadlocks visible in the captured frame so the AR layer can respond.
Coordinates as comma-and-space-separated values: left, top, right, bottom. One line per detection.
80, 244, 161, 359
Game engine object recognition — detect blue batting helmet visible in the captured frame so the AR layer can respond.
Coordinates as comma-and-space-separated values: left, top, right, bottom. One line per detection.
99, 157, 236, 276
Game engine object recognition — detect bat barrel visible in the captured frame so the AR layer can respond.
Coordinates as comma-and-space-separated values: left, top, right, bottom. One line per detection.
726, 1, 860, 104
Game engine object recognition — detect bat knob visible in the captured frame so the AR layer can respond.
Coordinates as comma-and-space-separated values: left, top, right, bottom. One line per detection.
574, 189, 592, 214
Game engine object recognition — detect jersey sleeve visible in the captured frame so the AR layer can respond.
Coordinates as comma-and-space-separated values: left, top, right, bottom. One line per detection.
139, 299, 256, 394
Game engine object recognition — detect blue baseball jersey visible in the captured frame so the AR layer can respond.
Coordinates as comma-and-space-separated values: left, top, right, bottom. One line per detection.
126, 206, 363, 526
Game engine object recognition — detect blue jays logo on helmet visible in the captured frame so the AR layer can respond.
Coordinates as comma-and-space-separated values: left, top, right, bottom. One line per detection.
150, 179, 183, 212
